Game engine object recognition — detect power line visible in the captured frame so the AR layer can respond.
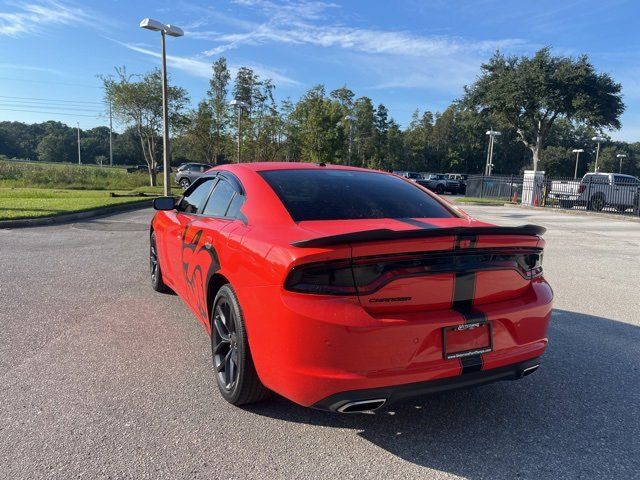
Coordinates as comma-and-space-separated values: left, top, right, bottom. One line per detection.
0, 95, 104, 106
0, 107, 103, 118
0, 102, 102, 113
0, 76, 102, 89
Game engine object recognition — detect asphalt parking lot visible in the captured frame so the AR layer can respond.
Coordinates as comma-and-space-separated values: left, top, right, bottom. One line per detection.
1, 205, 639, 479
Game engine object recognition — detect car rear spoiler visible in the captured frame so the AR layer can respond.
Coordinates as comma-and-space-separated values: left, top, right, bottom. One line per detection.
291, 224, 546, 248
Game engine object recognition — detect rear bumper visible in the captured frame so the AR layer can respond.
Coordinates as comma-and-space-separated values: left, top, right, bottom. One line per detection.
237, 279, 553, 408
312, 356, 541, 411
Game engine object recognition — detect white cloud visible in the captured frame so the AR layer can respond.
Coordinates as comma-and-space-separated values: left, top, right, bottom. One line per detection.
112, 39, 300, 86
0, 62, 65, 75
192, 0, 526, 91
0, 0, 91, 37
197, 0, 524, 58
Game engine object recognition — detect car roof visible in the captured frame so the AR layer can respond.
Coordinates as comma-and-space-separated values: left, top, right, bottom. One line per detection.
223, 161, 374, 173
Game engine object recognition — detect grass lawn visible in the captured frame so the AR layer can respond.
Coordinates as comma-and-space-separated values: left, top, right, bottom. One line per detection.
454, 197, 512, 205
0, 188, 154, 221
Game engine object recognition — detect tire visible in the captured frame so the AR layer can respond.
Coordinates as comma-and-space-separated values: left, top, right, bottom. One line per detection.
435, 184, 445, 195
210, 284, 270, 406
559, 200, 575, 209
588, 195, 605, 211
179, 178, 191, 190
150, 232, 171, 293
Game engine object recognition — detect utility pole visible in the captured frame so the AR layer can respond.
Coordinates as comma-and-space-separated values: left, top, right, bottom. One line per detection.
108, 99, 113, 167
77, 122, 82, 165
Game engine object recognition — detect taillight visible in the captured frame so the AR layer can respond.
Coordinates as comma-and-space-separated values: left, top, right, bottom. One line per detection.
284, 260, 356, 295
578, 184, 586, 193
285, 250, 544, 295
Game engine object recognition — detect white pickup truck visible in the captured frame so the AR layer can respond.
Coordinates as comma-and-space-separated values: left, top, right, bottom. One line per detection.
548, 173, 640, 212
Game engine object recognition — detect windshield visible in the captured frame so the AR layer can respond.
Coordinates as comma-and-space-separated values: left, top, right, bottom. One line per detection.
259, 169, 456, 222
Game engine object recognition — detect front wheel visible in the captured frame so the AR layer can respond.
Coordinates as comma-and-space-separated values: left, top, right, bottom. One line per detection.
435, 184, 445, 195
179, 178, 191, 190
150, 232, 171, 293
211, 285, 270, 406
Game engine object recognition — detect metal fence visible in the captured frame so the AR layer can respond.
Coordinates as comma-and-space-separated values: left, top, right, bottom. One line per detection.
466, 174, 640, 217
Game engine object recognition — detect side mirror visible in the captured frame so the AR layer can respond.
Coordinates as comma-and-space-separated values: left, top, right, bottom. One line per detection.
153, 196, 176, 211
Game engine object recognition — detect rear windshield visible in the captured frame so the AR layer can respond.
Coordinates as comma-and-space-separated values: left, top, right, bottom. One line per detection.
259, 169, 456, 221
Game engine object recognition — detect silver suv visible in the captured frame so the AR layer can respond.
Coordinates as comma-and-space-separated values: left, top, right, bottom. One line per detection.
175, 163, 213, 189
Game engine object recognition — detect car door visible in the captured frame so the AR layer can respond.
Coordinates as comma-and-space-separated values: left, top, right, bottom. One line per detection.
180, 176, 244, 326
614, 175, 637, 207
163, 177, 217, 291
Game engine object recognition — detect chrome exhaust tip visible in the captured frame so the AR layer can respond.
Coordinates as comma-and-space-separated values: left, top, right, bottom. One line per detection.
336, 398, 387, 413
522, 364, 540, 377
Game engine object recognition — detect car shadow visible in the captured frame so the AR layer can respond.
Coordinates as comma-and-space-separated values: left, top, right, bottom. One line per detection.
245, 309, 640, 478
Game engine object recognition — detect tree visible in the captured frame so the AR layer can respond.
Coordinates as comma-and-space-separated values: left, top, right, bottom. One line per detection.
177, 101, 218, 163
464, 47, 624, 171
36, 130, 75, 163
102, 67, 189, 186
207, 57, 231, 162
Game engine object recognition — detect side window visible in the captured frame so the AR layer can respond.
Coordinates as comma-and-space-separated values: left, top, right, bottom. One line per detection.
202, 179, 237, 217
178, 178, 215, 214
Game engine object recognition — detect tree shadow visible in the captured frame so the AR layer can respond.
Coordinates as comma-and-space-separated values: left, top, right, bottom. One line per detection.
245, 310, 640, 478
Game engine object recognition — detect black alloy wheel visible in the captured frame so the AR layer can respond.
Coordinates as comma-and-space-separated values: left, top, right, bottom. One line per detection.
210, 285, 270, 406
150, 232, 170, 293
212, 296, 240, 392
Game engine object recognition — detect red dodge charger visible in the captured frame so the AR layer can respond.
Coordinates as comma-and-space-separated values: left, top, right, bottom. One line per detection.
150, 163, 552, 413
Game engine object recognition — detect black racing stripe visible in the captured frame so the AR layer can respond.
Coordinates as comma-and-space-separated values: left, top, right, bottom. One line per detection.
451, 234, 487, 374
396, 218, 436, 229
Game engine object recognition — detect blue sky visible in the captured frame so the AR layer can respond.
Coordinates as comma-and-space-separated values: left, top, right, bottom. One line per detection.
1, 0, 639, 140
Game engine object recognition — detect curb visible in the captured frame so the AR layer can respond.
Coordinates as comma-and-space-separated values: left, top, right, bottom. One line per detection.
508, 203, 640, 222
0, 199, 152, 229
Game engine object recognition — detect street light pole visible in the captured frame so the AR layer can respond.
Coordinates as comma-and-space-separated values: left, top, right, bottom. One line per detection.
616, 154, 626, 173
108, 99, 113, 167
592, 135, 606, 173
140, 18, 184, 196
229, 99, 248, 163
572, 149, 584, 179
159, 30, 171, 195
485, 130, 501, 176
345, 115, 356, 166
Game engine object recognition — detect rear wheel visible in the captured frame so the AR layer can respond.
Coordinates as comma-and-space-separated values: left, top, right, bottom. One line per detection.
179, 178, 191, 190
150, 232, 171, 293
211, 284, 270, 406
588, 194, 605, 211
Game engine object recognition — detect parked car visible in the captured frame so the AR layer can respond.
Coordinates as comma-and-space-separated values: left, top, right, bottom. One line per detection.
175, 163, 213, 189
394, 171, 423, 181
446, 174, 467, 194
126, 164, 172, 174
150, 163, 552, 412
548, 173, 640, 211
418, 173, 460, 194
126, 164, 147, 174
